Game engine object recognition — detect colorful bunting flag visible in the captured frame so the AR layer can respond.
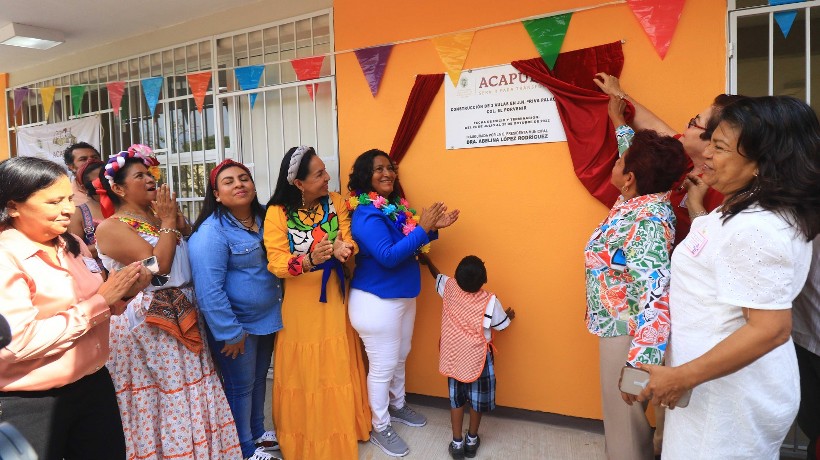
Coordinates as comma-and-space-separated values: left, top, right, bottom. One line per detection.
522, 14, 573, 70
774, 10, 798, 38
770, 0, 804, 4
40, 87, 56, 120
432, 32, 475, 87
141, 77, 163, 117
355, 45, 393, 97
106, 82, 126, 117
291, 56, 326, 101
235, 65, 265, 108
187, 72, 212, 113
627, 0, 686, 59
70, 85, 86, 116
13, 87, 29, 115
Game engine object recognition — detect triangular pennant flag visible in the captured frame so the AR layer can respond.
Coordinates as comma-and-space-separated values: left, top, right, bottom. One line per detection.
774, 10, 798, 38
432, 31, 475, 87
291, 56, 325, 101
186, 72, 212, 112
141, 77, 163, 117
13, 87, 29, 115
40, 87, 56, 120
106, 82, 126, 117
354, 45, 393, 97
627, 0, 686, 59
522, 13, 573, 69
70, 85, 87, 116
235, 65, 265, 108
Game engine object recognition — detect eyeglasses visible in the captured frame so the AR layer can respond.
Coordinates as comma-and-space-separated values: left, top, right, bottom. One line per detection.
688, 116, 707, 130
373, 165, 398, 175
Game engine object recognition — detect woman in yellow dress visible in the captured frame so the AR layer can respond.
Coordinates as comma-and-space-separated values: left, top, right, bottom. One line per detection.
263, 146, 371, 460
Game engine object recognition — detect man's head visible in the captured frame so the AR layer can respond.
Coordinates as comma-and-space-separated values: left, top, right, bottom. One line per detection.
63, 142, 101, 173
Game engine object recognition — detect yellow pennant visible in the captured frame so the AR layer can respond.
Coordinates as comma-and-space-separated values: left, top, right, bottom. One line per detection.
432, 31, 475, 87
41, 86, 56, 120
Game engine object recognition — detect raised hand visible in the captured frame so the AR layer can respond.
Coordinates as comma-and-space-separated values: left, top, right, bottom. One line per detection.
333, 238, 354, 262
98, 262, 149, 312
435, 208, 460, 230
419, 202, 445, 232
593, 72, 625, 97
310, 234, 333, 265
152, 184, 179, 227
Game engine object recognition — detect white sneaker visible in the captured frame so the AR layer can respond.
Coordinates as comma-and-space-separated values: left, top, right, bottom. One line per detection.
255, 430, 280, 451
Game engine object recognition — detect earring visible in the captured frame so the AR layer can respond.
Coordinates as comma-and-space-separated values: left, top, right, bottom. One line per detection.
621, 184, 629, 193
301, 190, 305, 208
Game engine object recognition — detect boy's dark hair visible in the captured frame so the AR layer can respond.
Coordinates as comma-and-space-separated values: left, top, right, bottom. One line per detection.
455, 255, 487, 293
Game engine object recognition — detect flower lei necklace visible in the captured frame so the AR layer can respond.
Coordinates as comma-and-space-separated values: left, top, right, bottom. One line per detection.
347, 191, 431, 253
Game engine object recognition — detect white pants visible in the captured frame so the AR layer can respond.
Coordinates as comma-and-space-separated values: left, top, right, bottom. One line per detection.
348, 288, 416, 431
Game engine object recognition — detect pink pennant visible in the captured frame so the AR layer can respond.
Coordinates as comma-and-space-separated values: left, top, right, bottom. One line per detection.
291, 56, 325, 101
627, 0, 687, 59
186, 72, 212, 113
106, 82, 126, 117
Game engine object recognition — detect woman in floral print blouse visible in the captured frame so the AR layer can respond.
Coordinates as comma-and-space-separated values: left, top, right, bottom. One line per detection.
584, 130, 687, 460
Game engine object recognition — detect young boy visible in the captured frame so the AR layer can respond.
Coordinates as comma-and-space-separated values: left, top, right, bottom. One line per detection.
420, 254, 515, 459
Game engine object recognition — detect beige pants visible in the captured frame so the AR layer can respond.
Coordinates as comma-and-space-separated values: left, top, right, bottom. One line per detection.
599, 335, 654, 460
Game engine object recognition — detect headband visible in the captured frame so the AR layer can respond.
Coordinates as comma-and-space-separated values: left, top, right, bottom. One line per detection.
75, 159, 103, 187
103, 144, 159, 185
209, 159, 252, 189
286, 145, 311, 185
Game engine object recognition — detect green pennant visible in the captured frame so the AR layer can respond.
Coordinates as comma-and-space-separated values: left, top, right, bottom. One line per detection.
70, 85, 87, 116
523, 13, 573, 69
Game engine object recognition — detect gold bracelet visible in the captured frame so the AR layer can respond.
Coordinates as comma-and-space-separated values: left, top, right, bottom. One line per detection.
158, 227, 182, 240
690, 210, 708, 219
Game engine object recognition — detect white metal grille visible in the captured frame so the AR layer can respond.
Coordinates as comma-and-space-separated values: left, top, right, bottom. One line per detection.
5, 9, 337, 220
729, 0, 820, 113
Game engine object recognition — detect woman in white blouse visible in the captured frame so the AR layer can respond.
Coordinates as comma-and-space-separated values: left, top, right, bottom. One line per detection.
637, 96, 820, 459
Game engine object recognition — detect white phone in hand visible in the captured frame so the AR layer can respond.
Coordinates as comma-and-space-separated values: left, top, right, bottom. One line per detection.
619, 366, 691, 408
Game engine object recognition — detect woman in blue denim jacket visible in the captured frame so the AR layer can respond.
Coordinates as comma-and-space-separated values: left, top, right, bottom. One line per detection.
189, 159, 283, 460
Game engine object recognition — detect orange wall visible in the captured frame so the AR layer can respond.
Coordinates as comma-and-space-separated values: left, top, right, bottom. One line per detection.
0, 73, 9, 161
334, 0, 726, 419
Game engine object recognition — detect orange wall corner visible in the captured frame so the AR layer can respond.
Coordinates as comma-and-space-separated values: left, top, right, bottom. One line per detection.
0, 73, 9, 161
334, 0, 727, 420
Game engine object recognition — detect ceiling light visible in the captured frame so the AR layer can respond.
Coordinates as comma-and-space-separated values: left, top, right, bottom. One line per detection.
0, 23, 64, 50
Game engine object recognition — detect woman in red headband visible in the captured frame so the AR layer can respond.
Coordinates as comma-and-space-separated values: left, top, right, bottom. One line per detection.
189, 159, 283, 460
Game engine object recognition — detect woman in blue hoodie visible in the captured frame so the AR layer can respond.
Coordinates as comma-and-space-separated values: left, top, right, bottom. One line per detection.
347, 149, 459, 457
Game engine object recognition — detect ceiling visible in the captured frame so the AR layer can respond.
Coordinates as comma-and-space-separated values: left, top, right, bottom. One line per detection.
0, 0, 265, 74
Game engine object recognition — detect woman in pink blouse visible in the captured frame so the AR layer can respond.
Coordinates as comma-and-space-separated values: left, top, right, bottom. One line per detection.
0, 156, 149, 460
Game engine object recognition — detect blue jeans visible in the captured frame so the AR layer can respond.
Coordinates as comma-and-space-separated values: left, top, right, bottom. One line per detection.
206, 329, 275, 458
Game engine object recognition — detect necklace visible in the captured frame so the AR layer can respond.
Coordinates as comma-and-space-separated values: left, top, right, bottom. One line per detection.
346, 191, 431, 254
119, 209, 160, 226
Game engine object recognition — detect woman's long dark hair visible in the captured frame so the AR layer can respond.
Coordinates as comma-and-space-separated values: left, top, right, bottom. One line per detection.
267, 147, 318, 214
0, 156, 81, 256
192, 168, 265, 233
719, 95, 820, 240
81, 162, 103, 198
347, 149, 402, 201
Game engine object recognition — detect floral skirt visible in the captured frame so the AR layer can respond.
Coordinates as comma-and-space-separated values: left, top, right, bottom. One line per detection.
107, 287, 241, 460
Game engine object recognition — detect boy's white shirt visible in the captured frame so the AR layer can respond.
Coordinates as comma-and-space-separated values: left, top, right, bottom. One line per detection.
435, 274, 511, 341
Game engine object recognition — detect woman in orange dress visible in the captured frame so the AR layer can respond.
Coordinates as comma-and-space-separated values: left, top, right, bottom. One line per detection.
264, 146, 370, 460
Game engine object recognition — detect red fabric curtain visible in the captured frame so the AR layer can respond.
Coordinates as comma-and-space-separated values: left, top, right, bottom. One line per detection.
389, 73, 445, 165
512, 41, 632, 207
